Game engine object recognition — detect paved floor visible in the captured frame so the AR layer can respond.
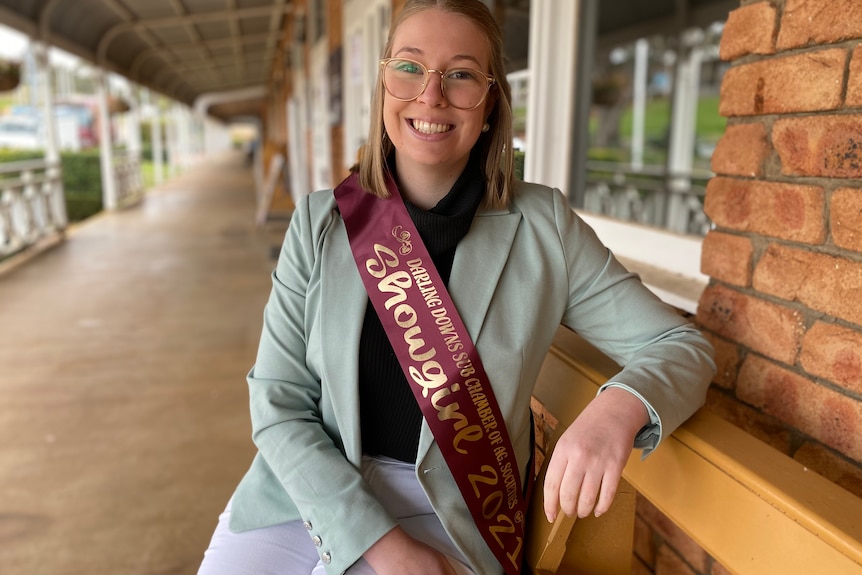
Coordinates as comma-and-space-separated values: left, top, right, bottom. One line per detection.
0, 152, 283, 575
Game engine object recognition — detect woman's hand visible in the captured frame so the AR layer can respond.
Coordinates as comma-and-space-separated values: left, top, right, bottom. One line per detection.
542, 387, 648, 522
363, 526, 458, 575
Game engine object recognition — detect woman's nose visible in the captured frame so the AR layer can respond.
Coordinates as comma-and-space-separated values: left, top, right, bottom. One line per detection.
416, 71, 447, 107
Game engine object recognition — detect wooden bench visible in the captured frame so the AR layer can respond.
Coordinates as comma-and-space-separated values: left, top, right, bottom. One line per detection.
525, 326, 862, 575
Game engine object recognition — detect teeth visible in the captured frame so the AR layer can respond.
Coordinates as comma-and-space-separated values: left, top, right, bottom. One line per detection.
412, 120, 450, 134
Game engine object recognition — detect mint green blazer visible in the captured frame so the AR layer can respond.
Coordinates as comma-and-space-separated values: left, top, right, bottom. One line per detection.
228, 181, 715, 575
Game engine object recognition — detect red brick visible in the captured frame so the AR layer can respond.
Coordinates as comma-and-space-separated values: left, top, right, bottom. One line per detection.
719, 49, 846, 116
710, 123, 769, 177
530, 396, 558, 473
701, 231, 754, 287
800, 321, 862, 395
831, 187, 862, 252
704, 333, 741, 389
794, 441, 862, 498
633, 556, 654, 575
705, 386, 793, 453
753, 244, 862, 326
849, 46, 862, 109
773, 115, 862, 179
778, 0, 862, 50
637, 498, 708, 573
704, 178, 826, 243
697, 284, 804, 365
738, 355, 862, 461
634, 514, 656, 568
719, 3, 777, 61
655, 545, 698, 575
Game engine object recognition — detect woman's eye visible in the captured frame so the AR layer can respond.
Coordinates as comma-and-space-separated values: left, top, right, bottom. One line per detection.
395, 61, 423, 74
447, 69, 481, 82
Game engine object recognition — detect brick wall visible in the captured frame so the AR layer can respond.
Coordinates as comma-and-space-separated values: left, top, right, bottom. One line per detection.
629, 1, 862, 573
700, 0, 862, 504
532, 3, 862, 573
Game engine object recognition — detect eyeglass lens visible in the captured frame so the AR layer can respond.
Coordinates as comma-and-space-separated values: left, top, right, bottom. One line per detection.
382, 59, 490, 110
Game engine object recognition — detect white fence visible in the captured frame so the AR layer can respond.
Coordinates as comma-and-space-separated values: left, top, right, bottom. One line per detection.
583, 161, 713, 237
0, 159, 67, 259
114, 150, 143, 208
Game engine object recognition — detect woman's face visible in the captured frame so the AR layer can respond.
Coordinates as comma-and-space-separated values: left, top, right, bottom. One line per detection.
383, 8, 493, 179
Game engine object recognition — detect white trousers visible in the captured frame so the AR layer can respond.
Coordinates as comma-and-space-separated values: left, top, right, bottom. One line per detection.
198, 455, 476, 575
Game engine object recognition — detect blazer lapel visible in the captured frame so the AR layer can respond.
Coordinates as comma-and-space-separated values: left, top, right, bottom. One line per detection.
416, 206, 522, 463
320, 216, 367, 463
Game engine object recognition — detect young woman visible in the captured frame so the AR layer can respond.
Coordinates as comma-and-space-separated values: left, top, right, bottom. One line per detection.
198, 2, 715, 574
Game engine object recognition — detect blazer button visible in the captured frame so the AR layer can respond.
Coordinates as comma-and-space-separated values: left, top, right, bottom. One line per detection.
303, 521, 313, 531
312, 535, 322, 547
321, 551, 332, 564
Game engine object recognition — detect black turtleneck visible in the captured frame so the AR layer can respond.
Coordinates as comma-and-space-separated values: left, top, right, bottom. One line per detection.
358, 155, 486, 462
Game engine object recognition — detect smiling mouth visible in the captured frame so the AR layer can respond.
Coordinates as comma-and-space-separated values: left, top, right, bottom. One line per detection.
410, 119, 453, 134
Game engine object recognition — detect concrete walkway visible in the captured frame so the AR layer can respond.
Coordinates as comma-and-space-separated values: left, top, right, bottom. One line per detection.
0, 152, 282, 575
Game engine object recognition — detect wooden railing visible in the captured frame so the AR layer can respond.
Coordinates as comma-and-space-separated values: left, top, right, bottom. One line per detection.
0, 159, 67, 260
526, 326, 862, 575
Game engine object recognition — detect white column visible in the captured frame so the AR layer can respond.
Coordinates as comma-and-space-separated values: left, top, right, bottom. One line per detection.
34, 42, 59, 164
524, 0, 578, 191
666, 37, 703, 233
203, 117, 228, 156
128, 89, 142, 159
631, 38, 649, 171
148, 91, 165, 185
170, 104, 186, 172
165, 104, 178, 177
178, 106, 191, 169
96, 69, 117, 210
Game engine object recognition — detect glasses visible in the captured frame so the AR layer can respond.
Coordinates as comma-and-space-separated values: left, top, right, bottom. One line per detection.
380, 58, 496, 110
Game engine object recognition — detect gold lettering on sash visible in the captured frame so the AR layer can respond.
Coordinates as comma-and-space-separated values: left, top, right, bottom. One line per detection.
403, 326, 436, 362
337, 179, 525, 575
379, 271, 412, 310
366, 244, 400, 278
408, 361, 447, 396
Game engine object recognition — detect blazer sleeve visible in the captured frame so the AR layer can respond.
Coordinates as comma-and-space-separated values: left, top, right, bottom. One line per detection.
551, 188, 716, 446
246, 192, 397, 573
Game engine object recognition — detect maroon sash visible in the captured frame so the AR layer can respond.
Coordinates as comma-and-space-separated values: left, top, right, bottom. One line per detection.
335, 172, 526, 575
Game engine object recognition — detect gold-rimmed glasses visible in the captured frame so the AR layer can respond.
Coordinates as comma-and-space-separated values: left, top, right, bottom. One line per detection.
379, 58, 496, 110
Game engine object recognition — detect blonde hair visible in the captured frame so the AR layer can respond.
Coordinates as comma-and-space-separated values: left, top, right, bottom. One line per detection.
357, 0, 515, 209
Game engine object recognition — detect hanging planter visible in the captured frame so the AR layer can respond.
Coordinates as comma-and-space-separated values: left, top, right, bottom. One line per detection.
0, 59, 21, 92
591, 74, 627, 107
109, 96, 131, 114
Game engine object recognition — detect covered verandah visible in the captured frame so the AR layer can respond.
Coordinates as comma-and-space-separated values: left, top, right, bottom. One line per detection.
0, 150, 276, 574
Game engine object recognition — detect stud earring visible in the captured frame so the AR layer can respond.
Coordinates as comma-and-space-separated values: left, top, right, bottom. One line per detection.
481, 123, 490, 133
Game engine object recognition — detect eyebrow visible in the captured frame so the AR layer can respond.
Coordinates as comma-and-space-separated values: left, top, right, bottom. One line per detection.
392, 46, 483, 68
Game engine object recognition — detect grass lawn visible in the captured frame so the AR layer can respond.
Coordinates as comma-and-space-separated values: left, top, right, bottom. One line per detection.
586, 94, 725, 167
616, 94, 726, 142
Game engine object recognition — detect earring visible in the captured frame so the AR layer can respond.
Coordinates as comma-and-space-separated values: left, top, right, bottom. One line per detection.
481, 123, 490, 133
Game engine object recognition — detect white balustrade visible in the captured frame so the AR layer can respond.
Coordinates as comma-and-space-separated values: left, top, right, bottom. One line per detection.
0, 159, 67, 259
584, 161, 712, 237
113, 150, 143, 208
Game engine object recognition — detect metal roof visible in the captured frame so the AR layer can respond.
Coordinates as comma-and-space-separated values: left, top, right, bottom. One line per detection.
0, 0, 736, 122
0, 0, 290, 121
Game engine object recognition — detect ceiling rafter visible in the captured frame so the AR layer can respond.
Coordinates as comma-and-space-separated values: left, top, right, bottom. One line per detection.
85, 1, 289, 114
165, 0, 221, 82
225, 0, 244, 86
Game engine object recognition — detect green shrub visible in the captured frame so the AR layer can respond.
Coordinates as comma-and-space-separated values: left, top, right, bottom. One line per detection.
0, 149, 103, 221
60, 150, 102, 221
513, 150, 525, 180
64, 190, 102, 221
